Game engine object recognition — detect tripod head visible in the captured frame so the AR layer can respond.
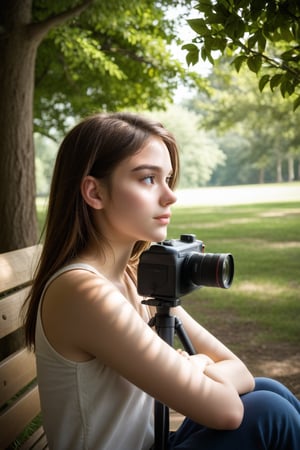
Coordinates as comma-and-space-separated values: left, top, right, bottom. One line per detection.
142, 297, 181, 308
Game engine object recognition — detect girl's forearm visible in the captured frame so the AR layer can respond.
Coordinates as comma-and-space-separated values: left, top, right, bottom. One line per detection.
204, 359, 255, 394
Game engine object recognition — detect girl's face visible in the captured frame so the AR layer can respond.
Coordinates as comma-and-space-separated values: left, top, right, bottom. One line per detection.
97, 137, 177, 245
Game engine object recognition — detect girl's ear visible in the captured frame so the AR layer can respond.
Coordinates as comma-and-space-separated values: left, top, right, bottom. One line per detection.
81, 176, 104, 210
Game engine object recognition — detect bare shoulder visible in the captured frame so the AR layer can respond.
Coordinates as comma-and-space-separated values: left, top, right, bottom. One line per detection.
42, 267, 135, 334
41, 267, 128, 361
44, 267, 116, 308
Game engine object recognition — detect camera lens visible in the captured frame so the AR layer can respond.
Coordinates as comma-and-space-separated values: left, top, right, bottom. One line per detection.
186, 253, 234, 289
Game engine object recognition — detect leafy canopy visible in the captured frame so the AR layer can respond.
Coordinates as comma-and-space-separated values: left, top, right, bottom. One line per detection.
185, 58, 300, 184
33, 0, 195, 139
183, 0, 300, 110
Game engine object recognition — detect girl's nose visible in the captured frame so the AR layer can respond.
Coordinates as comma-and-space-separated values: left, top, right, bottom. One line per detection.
160, 185, 177, 206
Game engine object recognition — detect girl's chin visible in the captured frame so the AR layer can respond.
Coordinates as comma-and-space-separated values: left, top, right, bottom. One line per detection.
137, 226, 168, 244
151, 230, 168, 243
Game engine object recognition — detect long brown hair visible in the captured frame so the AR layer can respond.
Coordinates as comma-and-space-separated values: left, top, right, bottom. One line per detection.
23, 112, 180, 349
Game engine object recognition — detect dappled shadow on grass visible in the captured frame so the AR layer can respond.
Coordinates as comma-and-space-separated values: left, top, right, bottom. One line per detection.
246, 345, 300, 399
235, 281, 287, 297
170, 296, 300, 430
181, 296, 300, 399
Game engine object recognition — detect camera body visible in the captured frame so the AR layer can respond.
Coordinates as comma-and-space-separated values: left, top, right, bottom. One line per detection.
137, 234, 234, 300
138, 234, 203, 299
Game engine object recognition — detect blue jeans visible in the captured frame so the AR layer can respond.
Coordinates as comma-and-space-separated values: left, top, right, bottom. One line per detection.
168, 378, 300, 449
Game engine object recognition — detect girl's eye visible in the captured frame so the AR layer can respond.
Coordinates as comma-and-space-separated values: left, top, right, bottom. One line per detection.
143, 175, 155, 185
166, 176, 173, 186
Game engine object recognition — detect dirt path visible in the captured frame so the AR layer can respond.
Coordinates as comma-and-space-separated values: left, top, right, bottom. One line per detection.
209, 309, 300, 398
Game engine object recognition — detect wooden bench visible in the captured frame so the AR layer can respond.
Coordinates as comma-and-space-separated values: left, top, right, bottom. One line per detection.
0, 245, 48, 449
0, 245, 182, 449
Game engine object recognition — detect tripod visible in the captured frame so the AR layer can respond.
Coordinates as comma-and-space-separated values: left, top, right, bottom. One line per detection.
142, 297, 196, 450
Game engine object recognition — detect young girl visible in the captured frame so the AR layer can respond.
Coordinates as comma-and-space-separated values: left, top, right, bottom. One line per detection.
24, 112, 300, 449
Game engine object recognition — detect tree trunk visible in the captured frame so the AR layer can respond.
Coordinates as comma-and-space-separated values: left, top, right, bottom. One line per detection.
0, 0, 93, 252
287, 155, 295, 182
276, 157, 283, 183
258, 168, 264, 184
0, 1, 39, 251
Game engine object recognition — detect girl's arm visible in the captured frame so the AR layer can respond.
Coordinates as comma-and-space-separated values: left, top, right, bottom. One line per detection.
173, 305, 255, 395
43, 271, 247, 430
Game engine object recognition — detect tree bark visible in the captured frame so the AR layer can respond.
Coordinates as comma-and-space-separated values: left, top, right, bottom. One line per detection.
0, 0, 92, 251
0, 1, 38, 251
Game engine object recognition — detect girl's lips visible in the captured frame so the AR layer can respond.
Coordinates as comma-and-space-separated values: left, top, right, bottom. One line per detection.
154, 214, 171, 225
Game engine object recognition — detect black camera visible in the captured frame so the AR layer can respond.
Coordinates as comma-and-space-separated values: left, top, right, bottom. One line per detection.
137, 234, 234, 300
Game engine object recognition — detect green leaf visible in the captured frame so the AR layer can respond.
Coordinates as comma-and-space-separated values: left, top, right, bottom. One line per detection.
183, 44, 200, 66
225, 17, 245, 40
247, 55, 262, 73
206, 52, 215, 65
232, 54, 247, 72
187, 18, 209, 36
247, 33, 258, 50
280, 79, 295, 98
258, 74, 270, 92
280, 25, 295, 43
182, 43, 199, 52
257, 30, 267, 53
196, 0, 213, 15
214, 2, 231, 20
280, 49, 295, 61
250, 2, 262, 21
219, 37, 227, 53
293, 95, 300, 111
204, 36, 224, 52
270, 74, 283, 91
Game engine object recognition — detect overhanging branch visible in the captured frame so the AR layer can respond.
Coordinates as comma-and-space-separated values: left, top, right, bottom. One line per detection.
28, 0, 94, 42
238, 40, 300, 81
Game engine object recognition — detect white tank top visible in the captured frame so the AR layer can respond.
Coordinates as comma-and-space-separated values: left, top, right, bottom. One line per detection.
35, 263, 154, 450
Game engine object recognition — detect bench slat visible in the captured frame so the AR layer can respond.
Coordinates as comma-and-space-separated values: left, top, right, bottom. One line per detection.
21, 426, 48, 450
0, 384, 41, 449
0, 347, 37, 404
0, 287, 30, 338
0, 245, 41, 292
0, 245, 46, 448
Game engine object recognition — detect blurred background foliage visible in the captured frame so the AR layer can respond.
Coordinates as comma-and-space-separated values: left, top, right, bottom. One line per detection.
32, 1, 300, 195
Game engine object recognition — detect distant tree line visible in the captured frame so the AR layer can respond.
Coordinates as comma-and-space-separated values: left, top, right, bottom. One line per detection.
35, 91, 300, 194
183, 60, 300, 185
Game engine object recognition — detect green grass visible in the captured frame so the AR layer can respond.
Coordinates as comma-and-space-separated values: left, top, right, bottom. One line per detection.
36, 200, 300, 344
169, 202, 300, 345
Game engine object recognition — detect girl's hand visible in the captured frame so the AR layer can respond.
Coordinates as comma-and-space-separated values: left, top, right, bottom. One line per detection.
176, 348, 190, 359
190, 353, 214, 371
177, 349, 214, 371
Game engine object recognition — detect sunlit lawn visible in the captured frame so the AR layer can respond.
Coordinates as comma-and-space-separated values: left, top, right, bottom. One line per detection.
36, 199, 300, 344
168, 202, 300, 344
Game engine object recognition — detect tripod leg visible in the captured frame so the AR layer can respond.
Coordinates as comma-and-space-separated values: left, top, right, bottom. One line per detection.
175, 316, 196, 355
152, 308, 176, 450
154, 402, 169, 450
144, 301, 195, 450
